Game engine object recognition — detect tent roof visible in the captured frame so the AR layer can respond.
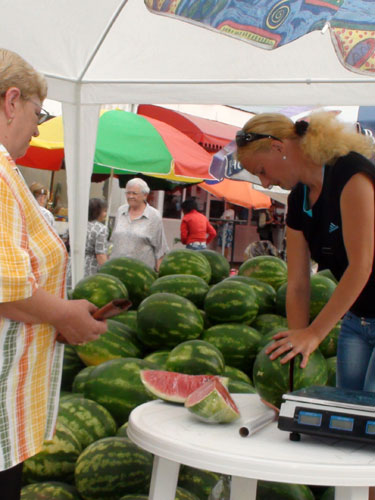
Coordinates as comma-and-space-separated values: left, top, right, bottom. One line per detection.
2, 0, 374, 106
137, 105, 239, 151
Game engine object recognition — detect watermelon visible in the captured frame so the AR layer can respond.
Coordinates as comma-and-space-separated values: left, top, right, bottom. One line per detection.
228, 379, 256, 394
23, 421, 82, 484
326, 356, 337, 387
72, 366, 96, 393
137, 293, 204, 349
320, 486, 334, 500
198, 249, 230, 284
21, 481, 81, 499
110, 310, 138, 330
60, 345, 85, 391
319, 322, 340, 358
257, 326, 289, 352
83, 357, 156, 424
252, 313, 288, 337
223, 365, 252, 384
72, 273, 128, 308
99, 257, 157, 307
202, 323, 261, 372
178, 465, 221, 500
75, 437, 153, 500
256, 480, 315, 499
140, 369, 228, 403
276, 274, 336, 320
58, 397, 117, 449
116, 422, 128, 438
143, 350, 170, 369
204, 280, 259, 324
148, 274, 209, 308
253, 343, 328, 408
316, 268, 338, 284
158, 249, 211, 283
75, 319, 142, 366
224, 275, 276, 314
166, 340, 225, 376
119, 487, 199, 500
238, 255, 287, 290
185, 378, 240, 423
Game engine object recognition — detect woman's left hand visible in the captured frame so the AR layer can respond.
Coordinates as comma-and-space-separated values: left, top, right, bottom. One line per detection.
265, 327, 321, 369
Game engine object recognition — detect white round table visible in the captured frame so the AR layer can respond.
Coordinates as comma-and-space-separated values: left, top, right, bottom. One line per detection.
128, 394, 375, 500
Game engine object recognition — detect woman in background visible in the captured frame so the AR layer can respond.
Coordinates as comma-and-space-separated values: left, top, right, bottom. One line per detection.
85, 198, 109, 276
29, 181, 55, 227
0, 48, 107, 499
180, 197, 216, 250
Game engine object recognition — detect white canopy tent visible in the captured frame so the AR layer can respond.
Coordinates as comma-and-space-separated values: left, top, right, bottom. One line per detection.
1, 0, 374, 284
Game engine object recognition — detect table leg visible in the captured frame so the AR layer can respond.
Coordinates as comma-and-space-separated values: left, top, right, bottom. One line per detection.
334, 486, 369, 500
231, 476, 257, 500
148, 456, 180, 500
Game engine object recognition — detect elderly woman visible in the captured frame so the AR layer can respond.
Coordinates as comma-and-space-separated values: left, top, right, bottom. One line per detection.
0, 48, 107, 499
236, 111, 375, 394
110, 177, 169, 271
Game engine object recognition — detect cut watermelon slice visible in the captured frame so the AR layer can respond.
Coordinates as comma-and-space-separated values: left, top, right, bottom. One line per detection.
140, 369, 229, 403
184, 378, 241, 424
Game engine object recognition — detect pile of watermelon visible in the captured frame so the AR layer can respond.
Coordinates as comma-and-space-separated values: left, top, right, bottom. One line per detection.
21, 251, 338, 499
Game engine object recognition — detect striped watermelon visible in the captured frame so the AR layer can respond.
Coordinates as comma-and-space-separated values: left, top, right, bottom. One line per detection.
148, 274, 209, 308
137, 293, 204, 349
253, 343, 328, 408
319, 322, 340, 358
326, 356, 337, 387
111, 310, 138, 330
178, 465, 221, 500
72, 273, 128, 308
276, 274, 336, 320
228, 379, 256, 394
223, 365, 252, 384
72, 366, 96, 394
140, 370, 228, 403
316, 268, 338, 284
21, 481, 81, 499
75, 437, 153, 500
143, 350, 170, 369
58, 397, 117, 449
99, 257, 157, 307
60, 345, 85, 391
166, 340, 225, 375
185, 378, 241, 423
75, 319, 142, 366
252, 313, 288, 336
23, 421, 82, 484
224, 275, 276, 314
158, 249, 212, 283
257, 326, 289, 352
198, 249, 230, 284
204, 280, 259, 325
119, 488, 199, 500
83, 357, 156, 424
116, 422, 128, 438
238, 255, 287, 290
257, 481, 315, 500
202, 323, 261, 372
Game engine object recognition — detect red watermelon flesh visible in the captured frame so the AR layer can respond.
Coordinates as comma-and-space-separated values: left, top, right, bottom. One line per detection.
185, 378, 241, 423
140, 370, 228, 403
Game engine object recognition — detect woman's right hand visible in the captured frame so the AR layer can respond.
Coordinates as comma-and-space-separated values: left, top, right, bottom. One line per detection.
54, 299, 108, 345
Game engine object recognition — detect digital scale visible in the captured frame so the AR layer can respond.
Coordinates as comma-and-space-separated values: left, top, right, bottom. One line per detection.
278, 385, 375, 444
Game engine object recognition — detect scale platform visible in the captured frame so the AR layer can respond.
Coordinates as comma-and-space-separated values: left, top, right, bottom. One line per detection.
278, 385, 375, 444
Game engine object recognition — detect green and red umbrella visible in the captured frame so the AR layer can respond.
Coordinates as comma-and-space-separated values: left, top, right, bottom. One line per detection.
17, 109, 214, 185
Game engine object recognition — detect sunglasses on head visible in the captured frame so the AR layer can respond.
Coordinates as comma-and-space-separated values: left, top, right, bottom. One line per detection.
235, 130, 280, 147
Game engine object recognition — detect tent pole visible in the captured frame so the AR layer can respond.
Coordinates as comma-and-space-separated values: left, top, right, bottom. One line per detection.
106, 168, 114, 227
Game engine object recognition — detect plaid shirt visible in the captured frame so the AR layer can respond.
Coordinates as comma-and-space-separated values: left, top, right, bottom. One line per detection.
0, 145, 67, 470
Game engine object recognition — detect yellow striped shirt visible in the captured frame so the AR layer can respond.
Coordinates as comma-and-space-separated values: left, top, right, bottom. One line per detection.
0, 145, 67, 470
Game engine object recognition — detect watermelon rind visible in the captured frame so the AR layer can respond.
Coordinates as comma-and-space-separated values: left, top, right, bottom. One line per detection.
72, 365, 96, 394
166, 340, 225, 376
224, 275, 276, 314
21, 481, 81, 499
252, 313, 288, 337
228, 379, 256, 394
148, 274, 209, 308
238, 255, 287, 290
185, 379, 240, 424
140, 369, 229, 403
223, 365, 252, 384
198, 249, 230, 284
72, 273, 128, 308
75, 437, 153, 500
158, 249, 212, 283
143, 350, 170, 369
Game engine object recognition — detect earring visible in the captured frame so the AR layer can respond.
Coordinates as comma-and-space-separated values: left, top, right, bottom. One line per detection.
282, 156, 287, 160
7, 118, 12, 125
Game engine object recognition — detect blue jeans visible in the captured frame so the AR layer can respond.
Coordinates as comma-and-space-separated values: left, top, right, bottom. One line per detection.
336, 311, 375, 392
186, 242, 206, 250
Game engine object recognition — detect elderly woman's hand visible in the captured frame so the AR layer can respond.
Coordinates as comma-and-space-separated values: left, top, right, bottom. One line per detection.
54, 299, 108, 345
265, 327, 322, 369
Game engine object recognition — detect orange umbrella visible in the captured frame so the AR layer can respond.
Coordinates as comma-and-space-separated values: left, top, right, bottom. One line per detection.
199, 178, 271, 209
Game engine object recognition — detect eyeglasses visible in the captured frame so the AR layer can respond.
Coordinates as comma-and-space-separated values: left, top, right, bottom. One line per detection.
125, 190, 143, 196
27, 98, 51, 125
235, 130, 280, 147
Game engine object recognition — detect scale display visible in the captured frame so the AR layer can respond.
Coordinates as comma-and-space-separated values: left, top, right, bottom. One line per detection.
278, 386, 375, 444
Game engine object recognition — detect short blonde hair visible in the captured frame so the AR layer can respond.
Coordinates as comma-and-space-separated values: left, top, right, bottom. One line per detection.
237, 110, 374, 166
0, 48, 47, 101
